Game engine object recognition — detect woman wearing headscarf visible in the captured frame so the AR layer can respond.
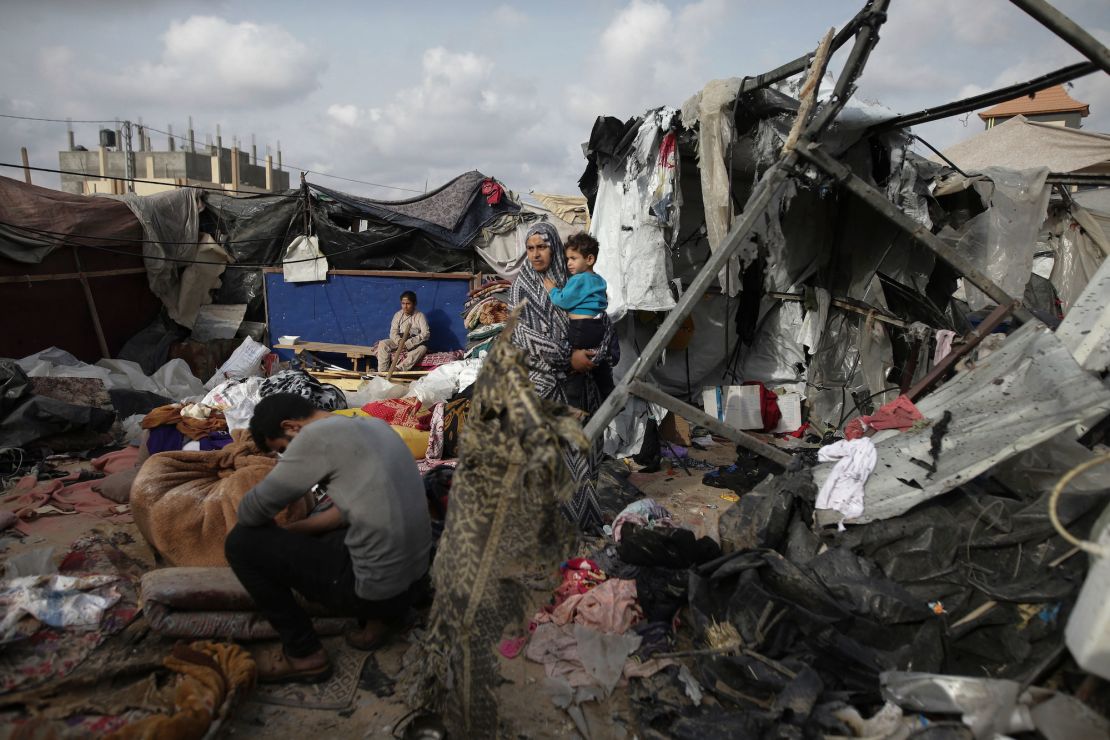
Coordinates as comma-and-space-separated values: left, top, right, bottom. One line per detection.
508, 222, 614, 531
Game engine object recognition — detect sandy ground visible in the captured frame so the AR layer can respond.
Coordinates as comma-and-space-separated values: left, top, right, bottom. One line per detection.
1, 441, 739, 739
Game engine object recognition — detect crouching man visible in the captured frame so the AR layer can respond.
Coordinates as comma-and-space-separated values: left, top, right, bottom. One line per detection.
225, 393, 432, 684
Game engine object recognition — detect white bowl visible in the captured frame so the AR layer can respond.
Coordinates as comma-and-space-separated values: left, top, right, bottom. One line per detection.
278, 335, 300, 345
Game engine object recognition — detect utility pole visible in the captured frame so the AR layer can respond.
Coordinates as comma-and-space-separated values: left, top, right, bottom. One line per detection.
122, 120, 135, 193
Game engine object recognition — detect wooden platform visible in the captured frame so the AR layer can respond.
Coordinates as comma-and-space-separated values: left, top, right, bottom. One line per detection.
274, 341, 378, 371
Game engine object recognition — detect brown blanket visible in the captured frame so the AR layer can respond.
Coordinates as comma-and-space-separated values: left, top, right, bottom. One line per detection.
131, 432, 311, 566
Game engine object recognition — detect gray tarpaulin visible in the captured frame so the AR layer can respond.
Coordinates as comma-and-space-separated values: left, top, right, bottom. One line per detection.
814, 320, 1110, 524
106, 188, 213, 328
944, 167, 1052, 312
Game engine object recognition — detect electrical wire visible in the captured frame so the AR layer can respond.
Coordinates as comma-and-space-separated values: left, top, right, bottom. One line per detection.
0, 219, 419, 268
1048, 452, 1110, 558
0, 161, 303, 199
4, 219, 298, 247
0, 113, 116, 124
139, 123, 426, 194
1, 113, 425, 194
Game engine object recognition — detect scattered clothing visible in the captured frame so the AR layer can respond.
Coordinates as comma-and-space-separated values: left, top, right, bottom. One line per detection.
258, 370, 347, 411
815, 438, 878, 528
934, 329, 957, 365
606, 499, 675, 542
845, 395, 926, 440
617, 525, 722, 569
141, 403, 227, 441
538, 578, 643, 635
498, 636, 528, 659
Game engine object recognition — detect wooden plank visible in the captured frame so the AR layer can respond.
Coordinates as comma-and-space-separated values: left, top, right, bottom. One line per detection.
0, 268, 147, 285
629, 380, 794, 467
274, 341, 376, 355
261, 267, 473, 280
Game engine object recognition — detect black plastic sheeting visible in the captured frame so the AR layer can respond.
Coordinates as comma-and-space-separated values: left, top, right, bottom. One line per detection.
312, 202, 474, 274
311, 171, 519, 251
202, 191, 302, 312
0, 360, 115, 449
619, 456, 1101, 737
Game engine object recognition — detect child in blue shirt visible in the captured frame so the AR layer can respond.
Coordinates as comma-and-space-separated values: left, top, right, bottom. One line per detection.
543, 232, 615, 406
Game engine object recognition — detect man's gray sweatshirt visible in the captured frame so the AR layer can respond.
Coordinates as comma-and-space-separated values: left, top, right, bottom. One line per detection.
237, 415, 432, 600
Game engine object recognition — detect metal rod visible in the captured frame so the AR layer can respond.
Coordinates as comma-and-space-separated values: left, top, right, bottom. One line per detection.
1047, 172, 1110, 186
583, 155, 798, 442
871, 61, 1097, 132
797, 142, 1034, 323
805, 0, 891, 139
629, 380, 794, 467
906, 302, 1016, 400
1009, 0, 1110, 75
911, 134, 967, 177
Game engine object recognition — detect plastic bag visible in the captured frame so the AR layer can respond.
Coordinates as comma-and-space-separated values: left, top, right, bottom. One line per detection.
345, 376, 406, 407
205, 337, 269, 390
405, 363, 465, 406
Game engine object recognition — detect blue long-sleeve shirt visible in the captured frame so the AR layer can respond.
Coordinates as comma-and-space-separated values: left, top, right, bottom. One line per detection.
549, 272, 608, 316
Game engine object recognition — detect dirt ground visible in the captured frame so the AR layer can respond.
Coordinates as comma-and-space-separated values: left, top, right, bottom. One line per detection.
0, 441, 740, 739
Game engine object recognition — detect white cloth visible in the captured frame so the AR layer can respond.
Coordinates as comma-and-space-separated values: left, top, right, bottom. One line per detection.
590, 107, 679, 320
816, 438, 877, 529
283, 235, 329, 283
933, 329, 957, 366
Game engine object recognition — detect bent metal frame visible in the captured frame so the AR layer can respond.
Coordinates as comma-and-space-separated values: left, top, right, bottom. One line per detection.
582, 0, 1110, 467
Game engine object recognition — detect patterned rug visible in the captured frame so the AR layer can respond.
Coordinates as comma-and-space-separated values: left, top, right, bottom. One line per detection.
0, 533, 144, 695
251, 638, 370, 710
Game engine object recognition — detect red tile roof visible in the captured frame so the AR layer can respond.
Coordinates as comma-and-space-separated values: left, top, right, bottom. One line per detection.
978, 84, 1090, 120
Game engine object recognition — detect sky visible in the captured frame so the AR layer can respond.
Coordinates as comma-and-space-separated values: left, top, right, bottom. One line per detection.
1, 0, 1107, 198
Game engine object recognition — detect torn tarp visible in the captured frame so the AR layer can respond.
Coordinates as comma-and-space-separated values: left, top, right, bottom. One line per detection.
106, 188, 212, 328
311, 171, 518, 251
815, 321, 1110, 524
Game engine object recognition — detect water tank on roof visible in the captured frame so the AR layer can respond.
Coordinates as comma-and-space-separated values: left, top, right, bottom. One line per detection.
99, 129, 117, 148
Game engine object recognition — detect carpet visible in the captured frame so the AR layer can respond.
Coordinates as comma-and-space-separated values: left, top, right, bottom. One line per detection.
251, 638, 370, 710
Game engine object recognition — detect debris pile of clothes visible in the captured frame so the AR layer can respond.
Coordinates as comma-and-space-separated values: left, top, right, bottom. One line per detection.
461, 278, 512, 359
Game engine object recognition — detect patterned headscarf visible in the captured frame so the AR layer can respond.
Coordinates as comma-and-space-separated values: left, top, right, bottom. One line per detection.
509, 222, 573, 400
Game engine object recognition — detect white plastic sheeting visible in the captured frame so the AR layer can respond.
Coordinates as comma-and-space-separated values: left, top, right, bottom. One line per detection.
1056, 251, 1110, 375
283, 235, 329, 283
946, 167, 1052, 311
815, 321, 1110, 525
17, 349, 206, 401
1045, 204, 1110, 314
602, 396, 668, 460
591, 108, 679, 320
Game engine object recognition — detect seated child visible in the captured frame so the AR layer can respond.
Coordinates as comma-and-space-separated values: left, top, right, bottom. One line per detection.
543, 232, 614, 409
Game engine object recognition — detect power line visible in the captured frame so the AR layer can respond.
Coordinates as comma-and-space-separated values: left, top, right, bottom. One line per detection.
0, 219, 420, 268
2, 219, 298, 247
0, 112, 428, 195
142, 124, 426, 194
0, 113, 116, 124
0, 161, 303, 199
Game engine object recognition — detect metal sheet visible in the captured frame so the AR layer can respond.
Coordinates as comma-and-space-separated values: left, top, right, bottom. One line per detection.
815, 321, 1110, 524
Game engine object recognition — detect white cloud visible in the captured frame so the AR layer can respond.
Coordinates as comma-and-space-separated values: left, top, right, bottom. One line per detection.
568, 0, 729, 120
39, 16, 325, 108
326, 104, 360, 127
491, 4, 528, 28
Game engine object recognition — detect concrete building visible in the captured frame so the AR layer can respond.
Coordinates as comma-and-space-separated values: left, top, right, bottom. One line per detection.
58, 126, 290, 196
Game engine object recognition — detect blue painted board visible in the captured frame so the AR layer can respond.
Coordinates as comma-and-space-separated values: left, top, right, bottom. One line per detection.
265, 273, 469, 363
